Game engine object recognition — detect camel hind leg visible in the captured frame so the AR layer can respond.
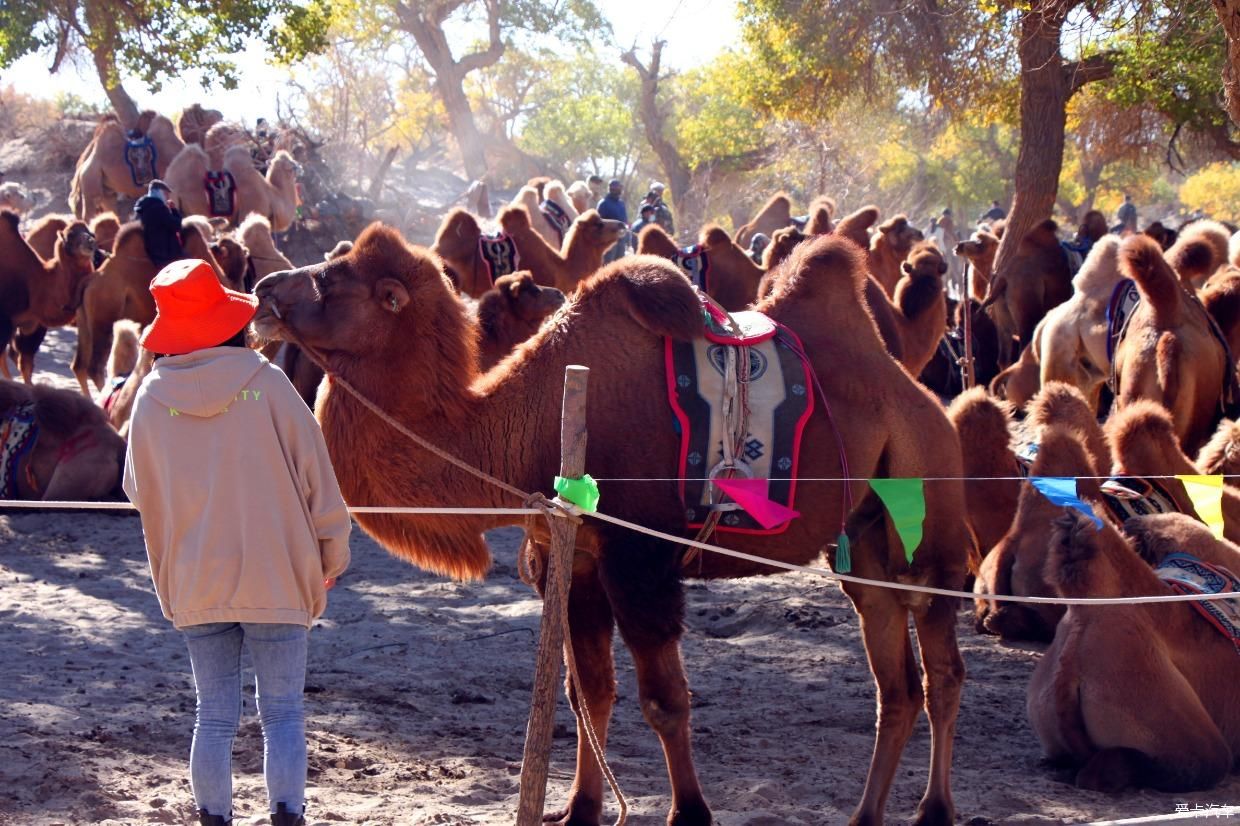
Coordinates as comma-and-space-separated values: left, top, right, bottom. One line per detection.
600, 530, 710, 826
910, 578, 964, 826
541, 558, 618, 826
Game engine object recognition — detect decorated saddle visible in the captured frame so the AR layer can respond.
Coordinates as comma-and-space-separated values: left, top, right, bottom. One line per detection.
1099, 476, 1181, 521
204, 170, 237, 218
0, 402, 38, 500
1155, 552, 1240, 655
477, 232, 519, 286
666, 294, 814, 535
124, 137, 157, 189
672, 245, 710, 293
539, 200, 572, 247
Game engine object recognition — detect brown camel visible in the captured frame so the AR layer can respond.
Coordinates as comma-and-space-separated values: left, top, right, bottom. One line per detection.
91, 212, 120, 257
637, 224, 765, 312
804, 196, 836, 236
72, 221, 220, 395
834, 205, 879, 250
954, 228, 1000, 304
1028, 511, 1240, 792
983, 219, 1073, 365
26, 214, 71, 260
1143, 220, 1177, 251
972, 387, 1110, 642
208, 236, 250, 294
990, 236, 1123, 411
1, 213, 96, 382
734, 192, 794, 249
476, 272, 566, 370
70, 111, 185, 220
101, 321, 153, 438
432, 209, 497, 298
891, 242, 948, 376
513, 181, 579, 249
1167, 220, 1230, 288
0, 379, 126, 500
945, 388, 1021, 570
499, 207, 625, 294
164, 145, 300, 232
173, 103, 224, 146
253, 228, 971, 826
1201, 265, 1240, 356
1197, 418, 1240, 488
239, 213, 293, 286
1112, 236, 1229, 455
869, 215, 924, 297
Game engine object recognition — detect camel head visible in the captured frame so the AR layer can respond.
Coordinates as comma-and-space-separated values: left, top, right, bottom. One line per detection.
267, 150, 302, 205
254, 222, 474, 371
488, 272, 566, 325
60, 221, 97, 263
636, 223, 679, 258
210, 236, 250, 294
566, 180, 591, 215
563, 209, 626, 256
955, 230, 1000, 274
0, 182, 35, 214
901, 241, 948, 281
875, 215, 924, 258
89, 212, 120, 253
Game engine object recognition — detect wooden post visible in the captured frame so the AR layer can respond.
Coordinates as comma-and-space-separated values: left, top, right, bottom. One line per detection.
962, 264, 977, 390
516, 365, 589, 826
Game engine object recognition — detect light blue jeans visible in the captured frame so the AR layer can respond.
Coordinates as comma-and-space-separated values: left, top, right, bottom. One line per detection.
182, 622, 308, 819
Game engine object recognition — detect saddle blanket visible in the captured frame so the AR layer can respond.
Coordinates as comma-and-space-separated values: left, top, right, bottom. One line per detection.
1100, 476, 1181, 521
0, 402, 38, 499
1106, 278, 1141, 365
666, 309, 814, 534
1155, 551, 1240, 655
539, 200, 572, 246
124, 137, 157, 189
673, 245, 710, 293
478, 232, 519, 285
204, 170, 237, 217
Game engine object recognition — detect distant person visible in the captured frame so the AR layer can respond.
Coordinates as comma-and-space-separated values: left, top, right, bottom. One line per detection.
587, 174, 606, 205
630, 203, 657, 241
597, 179, 629, 263
981, 200, 1006, 223
123, 259, 352, 826
1116, 193, 1138, 233
135, 180, 184, 267
648, 181, 675, 235
748, 232, 771, 265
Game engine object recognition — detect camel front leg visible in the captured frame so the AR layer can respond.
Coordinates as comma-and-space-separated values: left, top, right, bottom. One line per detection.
15, 325, 47, 384
602, 532, 709, 826
541, 560, 617, 826
910, 592, 964, 826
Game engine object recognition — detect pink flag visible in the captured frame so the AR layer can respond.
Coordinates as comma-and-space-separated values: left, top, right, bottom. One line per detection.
713, 478, 801, 530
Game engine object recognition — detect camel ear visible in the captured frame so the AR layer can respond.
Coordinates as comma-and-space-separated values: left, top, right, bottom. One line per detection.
376, 278, 410, 313
902, 261, 913, 275
508, 277, 525, 299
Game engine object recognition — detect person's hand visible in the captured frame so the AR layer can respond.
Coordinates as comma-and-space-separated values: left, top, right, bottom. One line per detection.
324, 577, 337, 591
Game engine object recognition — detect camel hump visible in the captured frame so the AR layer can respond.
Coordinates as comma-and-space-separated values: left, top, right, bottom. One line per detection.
1107, 399, 1179, 462
773, 233, 869, 309
436, 208, 481, 241
1168, 222, 1228, 282
576, 256, 703, 341
805, 205, 833, 236
1120, 235, 1182, 317
1196, 418, 1240, 473
499, 205, 532, 232
947, 387, 1012, 463
1028, 423, 1097, 483
1028, 381, 1094, 432
834, 206, 879, 248
1071, 235, 1121, 292
700, 225, 731, 248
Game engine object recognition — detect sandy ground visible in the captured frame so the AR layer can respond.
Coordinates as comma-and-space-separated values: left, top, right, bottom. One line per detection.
3, 328, 1239, 826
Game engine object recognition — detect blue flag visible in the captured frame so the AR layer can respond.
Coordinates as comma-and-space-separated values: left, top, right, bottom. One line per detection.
1029, 477, 1103, 530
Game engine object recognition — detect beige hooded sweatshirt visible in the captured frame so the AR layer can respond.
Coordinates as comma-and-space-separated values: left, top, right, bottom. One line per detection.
123, 347, 351, 629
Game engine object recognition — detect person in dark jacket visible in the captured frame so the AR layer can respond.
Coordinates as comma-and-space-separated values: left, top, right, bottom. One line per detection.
980, 200, 1006, 223
648, 181, 675, 236
630, 203, 657, 241
597, 179, 628, 262
135, 180, 184, 266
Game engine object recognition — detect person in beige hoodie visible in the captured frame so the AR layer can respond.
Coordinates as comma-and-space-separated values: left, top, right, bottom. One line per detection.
122, 259, 351, 826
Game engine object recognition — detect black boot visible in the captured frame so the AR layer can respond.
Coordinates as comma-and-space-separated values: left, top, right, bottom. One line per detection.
270, 802, 305, 826
198, 808, 231, 826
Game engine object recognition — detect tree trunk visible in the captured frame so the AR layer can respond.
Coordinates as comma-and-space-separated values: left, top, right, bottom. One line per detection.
993, 2, 1113, 279
368, 146, 400, 202
91, 47, 139, 130
436, 69, 491, 181
1214, 0, 1240, 126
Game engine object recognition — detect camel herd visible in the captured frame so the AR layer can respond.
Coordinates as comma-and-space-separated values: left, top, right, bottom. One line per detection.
3, 105, 1240, 824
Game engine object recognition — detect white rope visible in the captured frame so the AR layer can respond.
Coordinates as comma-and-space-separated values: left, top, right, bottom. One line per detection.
589, 474, 1240, 482
1084, 806, 1240, 824
4, 499, 1240, 608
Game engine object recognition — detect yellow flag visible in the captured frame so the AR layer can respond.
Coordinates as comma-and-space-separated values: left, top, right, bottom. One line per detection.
1176, 475, 1225, 539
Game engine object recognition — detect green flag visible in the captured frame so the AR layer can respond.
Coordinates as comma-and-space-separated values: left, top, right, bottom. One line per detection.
868, 478, 926, 564
554, 473, 600, 513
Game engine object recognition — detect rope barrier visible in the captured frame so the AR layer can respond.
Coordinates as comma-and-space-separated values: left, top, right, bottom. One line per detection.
588, 474, 1240, 482
3, 497, 1239, 608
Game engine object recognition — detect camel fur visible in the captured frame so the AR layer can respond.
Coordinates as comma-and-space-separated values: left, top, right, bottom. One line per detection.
955, 228, 1000, 304
1200, 265, 1240, 357
974, 384, 1110, 641
1197, 418, 1240, 489
253, 228, 972, 826
566, 181, 592, 215
983, 219, 1073, 365
1028, 511, 1240, 792
834, 205, 879, 250
946, 387, 1021, 569
71, 220, 221, 395
1112, 235, 1228, 455
1167, 220, 1230, 288
431, 209, 495, 298
869, 214, 924, 297
499, 206, 625, 294
637, 223, 765, 312
165, 144, 300, 232
0, 378, 126, 499
239, 213, 293, 283
1, 213, 96, 383
70, 112, 185, 220
892, 242, 949, 376
475, 272, 566, 370
0, 183, 34, 215
173, 103, 224, 146
734, 192, 794, 249
513, 181, 579, 249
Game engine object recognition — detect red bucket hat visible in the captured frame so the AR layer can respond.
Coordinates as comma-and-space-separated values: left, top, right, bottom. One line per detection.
140, 259, 259, 355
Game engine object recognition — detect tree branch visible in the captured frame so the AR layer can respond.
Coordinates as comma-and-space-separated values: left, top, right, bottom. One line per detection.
457, 0, 505, 75
1063, 50, 1118, 94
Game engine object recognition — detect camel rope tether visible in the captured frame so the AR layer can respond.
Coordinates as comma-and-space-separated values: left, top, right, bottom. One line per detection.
270, 319, 628, 824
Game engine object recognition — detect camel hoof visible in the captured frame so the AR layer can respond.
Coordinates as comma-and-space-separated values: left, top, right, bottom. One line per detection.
542, 802, 600, 826
1076, 748, 1143, 793
912, 797, 954, 826
668, 799, 712, 826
